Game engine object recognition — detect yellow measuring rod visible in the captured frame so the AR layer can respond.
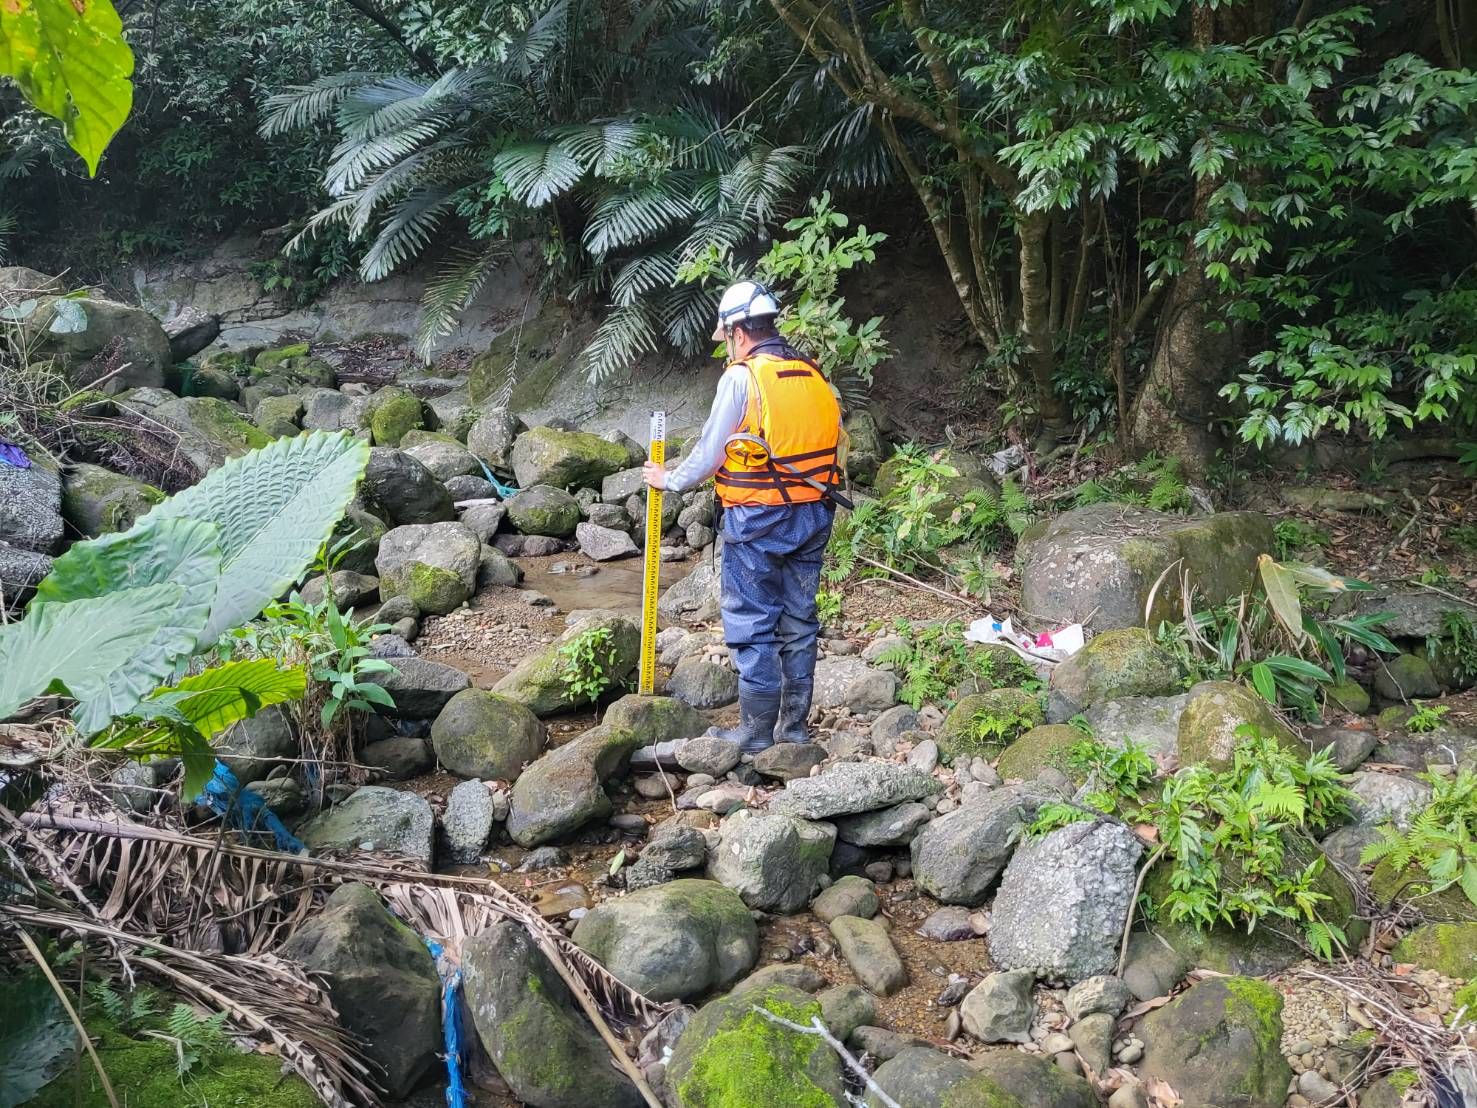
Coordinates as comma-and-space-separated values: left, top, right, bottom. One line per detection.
637, 410, 666, 695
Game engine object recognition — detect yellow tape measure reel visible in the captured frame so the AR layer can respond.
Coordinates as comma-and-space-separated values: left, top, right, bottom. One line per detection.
637, 410, 665, 695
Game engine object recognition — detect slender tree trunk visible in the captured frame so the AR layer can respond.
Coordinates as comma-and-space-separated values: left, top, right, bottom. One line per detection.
1018, 212, 1070, 440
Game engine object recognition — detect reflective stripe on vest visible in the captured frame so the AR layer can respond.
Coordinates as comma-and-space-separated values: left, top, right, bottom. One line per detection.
714, 352, 842, 508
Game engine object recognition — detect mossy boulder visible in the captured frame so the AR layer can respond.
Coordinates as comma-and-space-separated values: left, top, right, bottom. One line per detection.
361, 447, 455, 526
430, 688, 546, 781
995, 724, 1083, 781
60, 463, 163, 537
277, 883, 440, 1098
1139, 976, 1290, 1108
24, 295, 172, 392
1145, 832, 1364, 975
1374, 653, 1442, 701
29, 1021, 318, 1108
253, 342, 310, 373
180, 362, 241, 401
493, 613, 641, 716
466, 406, 523, 468
875, 447, 998, 525
1177, 679, 1300, 769
251, 392, 304, 438
708, 809, 836, 914
506, 695, 705, 845
510, 425, 631, 491
1392, 922, 1477, 978
375, 521, 481, 615
1019, 503, 1274, 632
1326, 678, 1372, 714
1370, 857, 1477, 922
152, 395, 272, 473
937, 688, 1044, 764
1047, 627, 1183, 721
572, 878, 759, 1001
463, 920, 641, 1108
507, 483, 581, 537
867, 1046, 1095, 1108
363, 385, 427, 447
666, 982, 847, 1107
845, 408, 886, 486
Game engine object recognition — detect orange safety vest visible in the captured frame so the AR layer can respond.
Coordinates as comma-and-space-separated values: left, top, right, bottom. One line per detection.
714, 349, 842, 508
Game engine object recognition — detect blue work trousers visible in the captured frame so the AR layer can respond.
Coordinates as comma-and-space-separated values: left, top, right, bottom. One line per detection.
719, 500, 834, 698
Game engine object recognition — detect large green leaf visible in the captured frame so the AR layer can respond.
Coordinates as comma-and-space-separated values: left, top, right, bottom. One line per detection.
1258, 554, 1306, 642
149, 659, 306, 738
31, 517, 222, 728
146, 431, 370, 642
0, 583, 183, 724
0, 969, 76, 1108
0, 0, 135, 176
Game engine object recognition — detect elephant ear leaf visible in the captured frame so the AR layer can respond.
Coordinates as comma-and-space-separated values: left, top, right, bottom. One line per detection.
0, 583, 184, 724
144, 430, 370, 642
31, 516, 223, 729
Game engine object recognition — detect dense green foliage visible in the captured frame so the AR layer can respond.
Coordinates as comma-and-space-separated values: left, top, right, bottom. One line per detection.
1363, 768, 1477, 907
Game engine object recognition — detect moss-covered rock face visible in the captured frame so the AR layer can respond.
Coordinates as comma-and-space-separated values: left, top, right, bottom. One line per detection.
1146, 831, 1364, 975
937, 689, 1045, 764
1369, 856, 1477, 922
845, 408, 886, 486
1177, 680, 1300, 769
183, 362, 241, 400
572, 878, 759, 1001
1047, 628, 1183, 720
874, 448, 998, 525
1374, 653, 1442, 701
151, 395, 272, 473
870, 1045, 1097, 1108
251, 392, 305, 438
493, 613, 641, 716
509, 425, 630, 491
253, 342, 310, 373
467, 308, 590, 408
1139, 976, 1290, 1108
1392, 922, 1477, 977
667, 982, 847, 1107
364, 385, 427, 447
1326, 678, 1372, 715
1019, 503, 1274, 632
29, 1022, 319, 1108
375, 521, 481, 616
60, 462, 164, 537
430, 688, 547, 781
995, 724, 1083, 782
507, 483, 581, 537
463, 920, 641, 1108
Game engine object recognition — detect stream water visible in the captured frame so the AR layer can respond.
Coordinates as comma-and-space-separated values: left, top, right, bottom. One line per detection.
515, 550, 700, 619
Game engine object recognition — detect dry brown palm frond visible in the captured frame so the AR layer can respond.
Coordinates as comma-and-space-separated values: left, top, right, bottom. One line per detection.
2, 903, 379, 1108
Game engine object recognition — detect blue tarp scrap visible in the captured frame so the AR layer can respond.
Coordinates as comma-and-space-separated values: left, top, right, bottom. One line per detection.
195, 759, 305, 854
424, 938, 469, 1108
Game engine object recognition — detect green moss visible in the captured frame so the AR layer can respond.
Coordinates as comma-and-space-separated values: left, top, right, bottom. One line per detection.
1347, 1028, 1378, 1047
58, 388, 114, 413
940, 1077, 1024, 1108
1221, 976, 1284, 1058
1369, 857, 1477, 922
1389, 1068, 1420, 1093
1450, 980, 1477, 1024
253, 343, 310, 374
178, 396, 272, 452
403, 560, 467, 615
996, 724, 1082, 781
30, 1023, 317, 1108
1392, 922, 1477, 978
936, 689, 1044, 764
676, 991, 836, 1108
366, 387, 425, 447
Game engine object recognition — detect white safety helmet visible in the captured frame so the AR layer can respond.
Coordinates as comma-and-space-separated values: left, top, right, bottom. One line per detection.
712, 280, 781, 341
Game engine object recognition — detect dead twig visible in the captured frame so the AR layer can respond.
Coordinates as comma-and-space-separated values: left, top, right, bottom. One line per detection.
750, 1006, 902, 1108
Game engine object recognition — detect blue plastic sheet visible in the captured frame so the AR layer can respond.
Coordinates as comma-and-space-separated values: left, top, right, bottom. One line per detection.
423, 938, 469, 1108
474, 459, 519, 500
195, 759, 305, 854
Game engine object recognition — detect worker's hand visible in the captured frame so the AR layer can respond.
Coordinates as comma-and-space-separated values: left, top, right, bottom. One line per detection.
643, 460, 668, 490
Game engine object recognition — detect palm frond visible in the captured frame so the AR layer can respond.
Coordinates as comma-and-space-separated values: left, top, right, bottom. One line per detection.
551, 118, 644, 175
494, 139, 586, 207
360, 186, 456, 281
260, 72, 382, 138
658, 280, 720, 353
583, 178, 698, 258
723, 143, 810, 224
581, 302, 662, 384
504, 0, 571, 78
415, 245, 509, 361
611, 250, 679, 307
325, 116, 451, 198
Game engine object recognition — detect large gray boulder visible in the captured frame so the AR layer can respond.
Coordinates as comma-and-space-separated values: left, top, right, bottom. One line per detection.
297, 786, 435, 863
959, 969, 1036, 1043
152, 396, 272, 473
869, 1047, 1096, 1108
465, 406, 522, 469
60, 463, 164, 538
463, 921, 641, 1108
360, 447, 455, 526
493, 613, 640, 716
507, 695, 706, 845
1046, 627, 1183, 721
813, 656, 899, 712
507, 484, 581, 537
510, 425, 629, 490
1177, 680, 1300, 768
1139, 976, 1290, 1108
989, 820, 1143, 983
575, 520, 637, 561
707, 809, 835, 913
301, 387, 366, 433
657, 561, 722, 624
25, 294, 172, 392
1082, 693, 1188, 760
430, 688, 546, 781
364, 655, 470, 718
571, 878, 758, 1001
834, 802, 931, 847
0, 449, 63, 553
216, 705, 297, 786
1018, 503, 1274, 632
1349, 588, 1477, 640
442, 778, 497, 863
375, 521, 480, 616
769, 760, 940, 820
403, 439, 480, 482
278, 884, 440, 1098
911, 787, 1038, 905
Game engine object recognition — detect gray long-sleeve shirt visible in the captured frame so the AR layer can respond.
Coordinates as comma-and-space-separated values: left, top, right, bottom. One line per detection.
665, 363, 750, 493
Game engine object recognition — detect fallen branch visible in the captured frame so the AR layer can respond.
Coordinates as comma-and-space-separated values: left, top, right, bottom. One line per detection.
750, 1005, 901, 1108
1117, 843, 1167, 977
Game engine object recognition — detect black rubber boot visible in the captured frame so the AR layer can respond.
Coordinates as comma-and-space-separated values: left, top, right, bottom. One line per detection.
708, 691, 783, 755
773, 679, 814, 744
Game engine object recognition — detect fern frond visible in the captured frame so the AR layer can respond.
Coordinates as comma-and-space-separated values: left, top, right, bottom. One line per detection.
283, 196, 359, 256
495, 140, 585, 207
415, 245, 507, 362
724, 144, 810, 224
325, 115, 452, 198
359, 187, 455, 282
260, 72, 381, 137
581, 302, 661, 385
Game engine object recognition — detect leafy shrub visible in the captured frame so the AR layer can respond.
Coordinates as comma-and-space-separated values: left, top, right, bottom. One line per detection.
1274, 519, 1332, 560
1033, 727, 1351, 959
1427, 610, 1477, 687
1407, 702, 1450, 734
876, 621, 1037, 710
1363, 769, 1477, 907
1073, 455, 1191, 513
815, 589, 843, 626
558, 626, 620, 703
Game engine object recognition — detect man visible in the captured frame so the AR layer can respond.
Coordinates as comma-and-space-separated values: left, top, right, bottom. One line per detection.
645, 280, 843, 754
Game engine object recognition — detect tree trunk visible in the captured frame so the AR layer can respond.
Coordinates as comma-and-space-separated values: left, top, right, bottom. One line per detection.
1017, 212, 1070, 440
